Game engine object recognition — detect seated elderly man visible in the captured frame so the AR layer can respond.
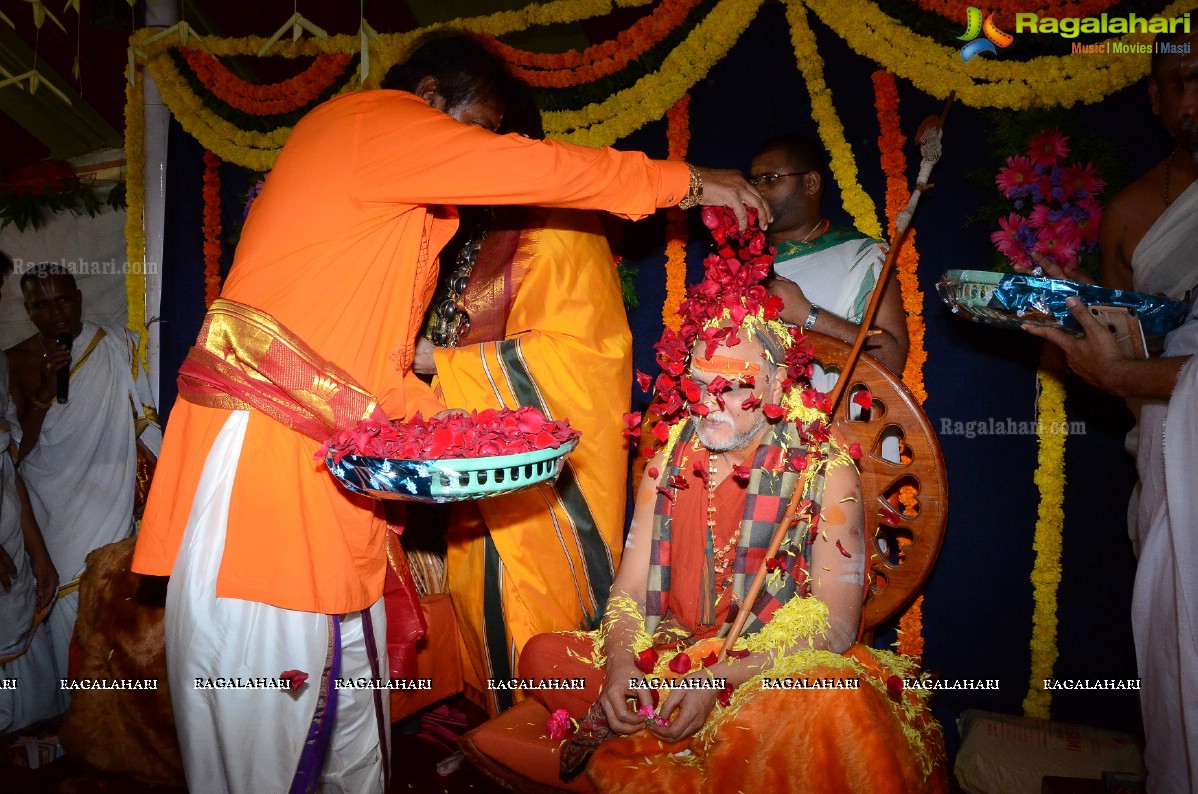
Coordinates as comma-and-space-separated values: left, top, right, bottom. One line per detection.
517, 211, 947, 793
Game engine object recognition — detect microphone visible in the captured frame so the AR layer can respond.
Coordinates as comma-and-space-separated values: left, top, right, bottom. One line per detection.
55, 332, 71, 404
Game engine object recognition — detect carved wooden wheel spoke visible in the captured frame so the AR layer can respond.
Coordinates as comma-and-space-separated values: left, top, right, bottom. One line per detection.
809, 333, 948, 631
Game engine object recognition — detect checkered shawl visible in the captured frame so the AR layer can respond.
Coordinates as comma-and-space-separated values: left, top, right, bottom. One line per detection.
646, 419, 828, 638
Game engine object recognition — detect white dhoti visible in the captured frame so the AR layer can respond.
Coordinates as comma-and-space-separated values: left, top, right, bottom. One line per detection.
166, 410, 390, 794
1131, 299, 1198, 794
20, 322, 161, 692
0, 357, 64, 731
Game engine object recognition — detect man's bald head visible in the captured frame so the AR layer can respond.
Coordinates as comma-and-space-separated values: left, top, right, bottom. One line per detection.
1149, 30, 1198, 154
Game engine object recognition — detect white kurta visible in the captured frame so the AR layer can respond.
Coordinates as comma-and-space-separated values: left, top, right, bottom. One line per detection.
18, 322, 161, 687
1132, 296, 1198, 794
0, 356, 63, 731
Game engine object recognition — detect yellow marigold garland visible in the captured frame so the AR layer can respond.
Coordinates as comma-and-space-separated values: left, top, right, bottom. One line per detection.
872, 69, 928, 661
541, 0, 764, 146
1023, 350, 1067, 720
784, 0, 881, 238
663, 94, 690, 333
803, 0, 1198, 109
124, 75, 147, 368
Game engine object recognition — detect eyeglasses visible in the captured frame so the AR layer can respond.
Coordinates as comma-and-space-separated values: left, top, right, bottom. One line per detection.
748, 170, 813, 187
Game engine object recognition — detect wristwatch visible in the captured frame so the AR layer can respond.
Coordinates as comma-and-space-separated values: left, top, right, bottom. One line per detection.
803, 304, 821, 331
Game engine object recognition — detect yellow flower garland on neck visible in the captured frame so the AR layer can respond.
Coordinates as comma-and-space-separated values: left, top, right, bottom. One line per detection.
1023, 351, 1068, 720
784, 0, 881, 238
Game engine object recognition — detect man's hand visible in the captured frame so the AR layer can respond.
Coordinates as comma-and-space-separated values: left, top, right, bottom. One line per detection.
599, 654, 654, 735
1023, 297, 1127, 392
34, 342, 71, 406
30, 551, 58, 612
649, 674, 721, 741
693, 167, 773, 232
1017, 251, 1096, 285
413, 338, 438, 377
767, 275, 812, 320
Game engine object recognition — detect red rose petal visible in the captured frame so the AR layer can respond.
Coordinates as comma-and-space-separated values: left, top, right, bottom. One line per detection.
280, 669, 308, 690
635, 648, 659, 675
701, 652, 719, 668
726, 648, 750, 660
762, 403, 785, 420
852, 389, 873, 411
668, 652, 692, 675
886, 675, 904, 700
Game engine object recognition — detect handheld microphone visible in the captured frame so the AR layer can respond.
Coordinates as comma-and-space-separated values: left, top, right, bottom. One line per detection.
55, 332, 71, 404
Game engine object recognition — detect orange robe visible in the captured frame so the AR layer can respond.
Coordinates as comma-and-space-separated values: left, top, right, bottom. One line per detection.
132, 90, 688, 615
432, 207, 630, 714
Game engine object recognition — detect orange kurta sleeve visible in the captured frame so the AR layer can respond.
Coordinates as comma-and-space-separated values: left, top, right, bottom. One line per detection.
134, 91, 688, 615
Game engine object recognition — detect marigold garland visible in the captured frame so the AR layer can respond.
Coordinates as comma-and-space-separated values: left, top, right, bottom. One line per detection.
1024, 351, 1067, 720
124, 76, 147, 368
909, 0, 1126, 24
495, 0, 701, 87
785, 0, 881, 238
803, 0, 1198, 109
872, 69, 928, 661
202, 151, 223, 308
179, 48, 353, 115
663, 94, 691, 332
541, 0, 764, 146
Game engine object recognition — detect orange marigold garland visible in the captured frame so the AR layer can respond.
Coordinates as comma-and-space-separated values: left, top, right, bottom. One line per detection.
663, 94, 691, 332
872, 69, 928, 660
179, 49, 353, 115
495, 0, 702, 88
202, 150, 224, 308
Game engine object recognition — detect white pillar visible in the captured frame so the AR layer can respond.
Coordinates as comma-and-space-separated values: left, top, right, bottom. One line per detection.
141, 0, 179, 408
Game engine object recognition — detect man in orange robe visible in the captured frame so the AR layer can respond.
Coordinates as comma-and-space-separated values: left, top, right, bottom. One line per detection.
419, 205, 630, 717
132, 33, 768, 794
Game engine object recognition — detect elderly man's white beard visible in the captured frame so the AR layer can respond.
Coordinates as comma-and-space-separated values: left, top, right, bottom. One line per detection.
696, 413, 769, 453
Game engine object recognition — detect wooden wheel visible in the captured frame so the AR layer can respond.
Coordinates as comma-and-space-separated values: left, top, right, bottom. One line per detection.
807, 333, 948, 632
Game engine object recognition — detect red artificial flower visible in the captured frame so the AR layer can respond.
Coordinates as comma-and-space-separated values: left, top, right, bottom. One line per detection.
1059, 161, 1105, 200
995, 155, 1036, 197
668, 652, 693, 675
991, 213, 1032, 268
546, 708, 575, 741
635, 648, 659, 674
1027, 128, 1070, 168
280, 669, 308, 690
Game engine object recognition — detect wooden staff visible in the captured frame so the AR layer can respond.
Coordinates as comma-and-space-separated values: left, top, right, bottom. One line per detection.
718, 92, 955, 661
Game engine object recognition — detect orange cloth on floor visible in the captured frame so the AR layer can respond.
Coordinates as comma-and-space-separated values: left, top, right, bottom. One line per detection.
433, 208, 631, 714
132, 91, 689, 614
519, 632, 949, 794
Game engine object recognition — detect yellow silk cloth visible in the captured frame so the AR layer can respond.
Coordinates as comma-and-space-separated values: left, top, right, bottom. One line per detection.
177, 298, 386, 442
433, 208, 631, 715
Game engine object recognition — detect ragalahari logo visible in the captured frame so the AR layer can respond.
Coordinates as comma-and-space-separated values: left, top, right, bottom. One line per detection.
958, 7, 1014, 61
